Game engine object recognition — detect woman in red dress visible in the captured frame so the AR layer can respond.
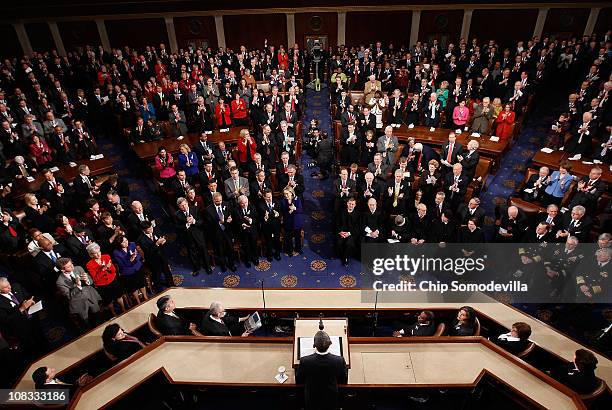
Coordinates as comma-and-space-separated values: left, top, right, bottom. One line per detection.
86, 242, 126, 316
495, 104, 516, 140
215, 97, 232, 129
236, 128, 257, 168
28, 134, 53, 166
230, 92, 249, 126
277, 47, 289, 71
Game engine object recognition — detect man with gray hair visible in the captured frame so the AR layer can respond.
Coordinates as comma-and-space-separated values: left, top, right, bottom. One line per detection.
576, 247, 611, 301
175, 196, 212, 276
557, 205, 592, 243
0, 277, 37, 354
55, 257, 101, 328
200, 301, 250, 337
296, 330, 348, 410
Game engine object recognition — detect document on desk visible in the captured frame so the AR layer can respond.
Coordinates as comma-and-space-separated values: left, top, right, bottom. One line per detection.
298, 336, 342, 358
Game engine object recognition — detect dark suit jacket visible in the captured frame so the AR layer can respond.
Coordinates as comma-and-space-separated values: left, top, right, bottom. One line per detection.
156, 312, 191, 335
277, 173, 305, 197
0, 283, 33, 340
399, 321, 436, 336
440, 142, 463, 164
456, 204, 486, 226
560, 214, 593, 243
200, 313, 241, 336
295, 352, 348, 410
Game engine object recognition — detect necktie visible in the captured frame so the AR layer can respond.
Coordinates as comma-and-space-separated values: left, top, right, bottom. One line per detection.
8, 226, 17, 237
446, 144, 453, 163
50, 251, 57, 263
9, 292, 19, 306
546, 216, 552, 224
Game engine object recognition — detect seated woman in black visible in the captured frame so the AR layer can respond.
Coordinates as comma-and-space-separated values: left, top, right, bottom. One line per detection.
494, 322, 532, 355
102, 323, 146, 361
393, 310, 436, 337
552, 349, 599, 394
447, 306, 477, 336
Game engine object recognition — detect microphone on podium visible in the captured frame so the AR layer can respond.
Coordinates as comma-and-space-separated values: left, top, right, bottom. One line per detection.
318, 313, 324, 331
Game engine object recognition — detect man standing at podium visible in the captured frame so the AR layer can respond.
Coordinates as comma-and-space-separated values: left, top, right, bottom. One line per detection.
296, 330, 348, 410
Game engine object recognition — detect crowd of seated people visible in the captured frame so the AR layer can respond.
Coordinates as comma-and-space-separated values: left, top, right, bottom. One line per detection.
0, 31, 608, 400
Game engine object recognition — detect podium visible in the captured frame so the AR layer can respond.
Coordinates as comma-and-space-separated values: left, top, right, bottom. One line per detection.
293, 318, 350, 368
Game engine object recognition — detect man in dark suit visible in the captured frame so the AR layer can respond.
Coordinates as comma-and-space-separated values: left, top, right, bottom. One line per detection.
568, 167, 606, 214
205, 192, 237, 272
458, 140, 480, 182
250, 169, 273, 205
34, 236, 69, 290
556, 205, 593, 243
440, 132, 463, 175
443, 163, 469, 211
175, 197, 212, 276
38, 169, 70, 214
155, 296, 200, 336
357, 106, 376, 134
259, 190, 282, 262
333, 168, 357, 214
72, 164, 99, 207
0, 278, 37, 354
393, 310, 436, 337
563, 112, 595, 156
456, 198, 486, 226
137, 220, 174, 288
521, 166, 551, 202
277, 165, 305, 198
232, 195, 259, 268
295, 330, 348, 410
170, 170, 192, 201
200, 301, 249, 336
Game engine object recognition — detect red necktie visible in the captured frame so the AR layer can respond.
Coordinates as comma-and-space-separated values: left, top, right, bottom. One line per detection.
446, 143, 453, 163
8, 226, 17, 237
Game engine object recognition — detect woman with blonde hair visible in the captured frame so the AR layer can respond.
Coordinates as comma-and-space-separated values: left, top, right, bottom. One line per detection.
436, 80, 449, 109
86, 242, 126, 316
177, 143, 198, 181
491, 97, 503, 119
280, 188, 304, 256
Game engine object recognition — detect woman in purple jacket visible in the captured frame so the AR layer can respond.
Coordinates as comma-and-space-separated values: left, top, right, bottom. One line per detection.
112, 235, 148, 304
280, 188, 304, 256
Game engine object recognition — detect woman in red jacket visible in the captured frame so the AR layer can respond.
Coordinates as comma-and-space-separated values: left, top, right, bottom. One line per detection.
231, 92, 249, 126
215, 96, 232, 129
86, 242, 126, 316
495, 103, 516, 140
236, 128, 257, 168
28, 134, 53, 166
278, 47, 289, 71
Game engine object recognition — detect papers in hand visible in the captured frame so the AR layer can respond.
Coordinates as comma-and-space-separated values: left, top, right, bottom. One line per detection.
28, 300, 43, 315
540, 148, 554, 154
244, 311, 262, 332
498, 227, 508, 234
489, 136, 500, 142
471, 132, 480, 137
275, 373, 288, 384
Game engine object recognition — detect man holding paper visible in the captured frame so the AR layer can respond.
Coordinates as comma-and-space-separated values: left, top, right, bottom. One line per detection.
0, 277, 38, 355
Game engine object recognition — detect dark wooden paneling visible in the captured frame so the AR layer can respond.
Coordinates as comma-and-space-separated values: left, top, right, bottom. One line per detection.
224, 14, 286, 50
542, 8, 590, 39
418, 10, 464, 47
58, 21, 101, 51
295, 12, 338, 48
105, 18, 168, 50
594, 7, 612, 36
25, 22, 55, 52
0, 24, 23, 57
469, 9, 538, 48
1, 1, 596, 19
346, 11, 412, 47
174, 16, 218, 50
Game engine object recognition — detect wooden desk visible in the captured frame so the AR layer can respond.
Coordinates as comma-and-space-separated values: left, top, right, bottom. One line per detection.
10, 157, 115, 199
14, 288, 612, 392
68, 337, 584, 410
531, 150, 612, 184
132, 127, 248, 162
393, 125, 509, 164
